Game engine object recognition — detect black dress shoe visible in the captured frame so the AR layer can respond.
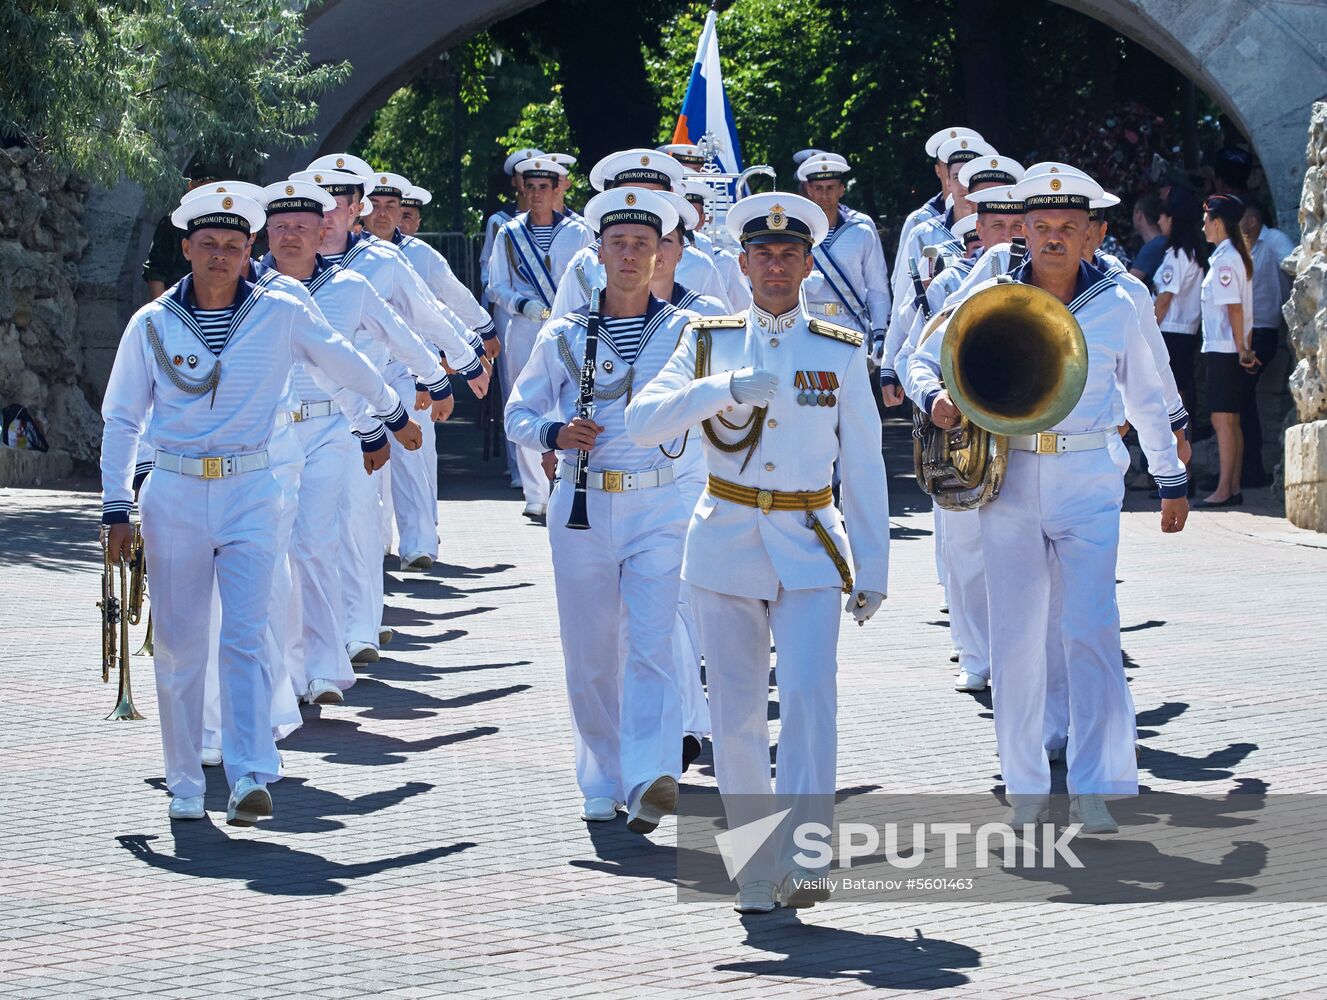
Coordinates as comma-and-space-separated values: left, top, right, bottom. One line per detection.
682, 735, 703, 772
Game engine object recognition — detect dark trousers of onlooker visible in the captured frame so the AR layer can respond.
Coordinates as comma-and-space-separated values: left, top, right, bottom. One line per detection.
1240, 327, 1280, 486
1162, 332, 1199, 421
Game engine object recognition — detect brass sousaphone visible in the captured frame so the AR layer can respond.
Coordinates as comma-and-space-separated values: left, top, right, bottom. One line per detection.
914, 280, 1089, 510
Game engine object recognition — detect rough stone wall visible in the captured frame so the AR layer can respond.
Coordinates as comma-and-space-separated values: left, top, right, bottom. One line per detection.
1283, 102, 1327, 531
0, 146, 101, 467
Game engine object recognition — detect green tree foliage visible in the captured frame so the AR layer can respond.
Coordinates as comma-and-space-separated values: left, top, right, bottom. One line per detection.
0, 0, 348, 203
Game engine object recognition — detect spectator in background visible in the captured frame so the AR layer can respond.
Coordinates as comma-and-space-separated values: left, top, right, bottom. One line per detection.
141, 163, 219, 298
1197, 194, 1256, 508
1130, 192, 1167, 290
1153, 187, 1207, 420
1238, 197, 1296, 487
1211, 146, 1254, 199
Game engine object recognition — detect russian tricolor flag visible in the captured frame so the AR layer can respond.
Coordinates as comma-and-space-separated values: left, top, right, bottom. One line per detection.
671, 9, 744, 174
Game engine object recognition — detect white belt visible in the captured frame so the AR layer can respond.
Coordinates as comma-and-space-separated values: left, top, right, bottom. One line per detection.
1008, 431, 1109, 455
154, 449, 270, 479
291, 400, 339, 422
558, 461, 675, 493
806, 301, 848, 318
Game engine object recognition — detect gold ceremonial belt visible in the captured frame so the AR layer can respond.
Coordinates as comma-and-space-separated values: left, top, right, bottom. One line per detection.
707, 476, 833, 515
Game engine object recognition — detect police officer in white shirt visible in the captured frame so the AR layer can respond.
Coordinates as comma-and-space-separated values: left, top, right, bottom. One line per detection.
795, 153, 892, 353
505, 188, 691, 834
487, 156, 594, 520
101, 192, 412, 825
909, 171, 1188, 834
626, 193, 890, 913
1152, 187, 1207, 417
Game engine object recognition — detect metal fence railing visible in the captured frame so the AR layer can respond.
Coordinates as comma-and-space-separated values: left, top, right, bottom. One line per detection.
414, 231, 486, 297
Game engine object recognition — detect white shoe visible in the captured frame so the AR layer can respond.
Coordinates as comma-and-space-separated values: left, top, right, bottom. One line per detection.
226, 775, 273, 827
949, 649, 961, 663
1008, 796, 1051, 827
378, 627, 394, 646
306, 679, 343, 705
168, 795, 205, 821
200, 747, 223, 767
347, 641, 379, 664
579, 797, 620, 822
734, 880, 778, 914
780, 866, 832, 908
954, 670, 988, 692
509, 476, 522, 490
626, 775, 678, 834
402, 553, 433, 572
521, 502, 546, 521
1069, 794, 1119, 835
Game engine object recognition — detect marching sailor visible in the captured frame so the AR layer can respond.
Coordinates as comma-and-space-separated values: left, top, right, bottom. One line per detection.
660, 147, 753, 311
100, 191, 412, 824
505, 188, 690, 833
882, 134, 996, 398
626, 193, 890, 913
398, 185, 428, 237
486, 156, 594, 521
795, 152, 891, 353
545, 153, 582, 221
551, 149, 729, 317
908, 170, 1188, 833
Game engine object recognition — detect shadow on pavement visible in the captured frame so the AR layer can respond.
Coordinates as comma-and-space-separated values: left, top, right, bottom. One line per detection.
0, 500, 101, 573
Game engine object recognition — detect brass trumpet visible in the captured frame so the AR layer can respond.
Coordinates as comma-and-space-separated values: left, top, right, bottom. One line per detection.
97, 524, 145, 721
127, 527, 153, 655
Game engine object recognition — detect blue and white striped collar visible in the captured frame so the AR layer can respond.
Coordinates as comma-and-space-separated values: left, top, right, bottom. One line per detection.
258, 252, 338, 293
163, 273, 260, 355
1013, 258, 1116, 313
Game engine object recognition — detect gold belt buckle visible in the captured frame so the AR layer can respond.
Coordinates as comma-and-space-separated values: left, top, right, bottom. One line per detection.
202, 457, 224, 479
824, 303, 840, 317
1036, 432, 1059, 455
291, 407, 304, 423
601, 470, 624, 493
756, 489, 774, 514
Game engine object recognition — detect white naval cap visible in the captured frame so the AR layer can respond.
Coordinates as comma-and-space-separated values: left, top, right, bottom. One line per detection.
305, 153, 375, 189
937, 135, 998, 167
366, 171, 412, 199
1020, 161, 1116, 215
401, 186, 432, 208
1089, 191, 1121, 220
582, 187, 679, 237
515, 157, 568, 181
180, 180, 268, 207
656, 189, 700, 232
795, 153, 851, 183
657, 143, 707, 169
966, 184, 1026, 215
958, 155, 1025, 191
1009, 170, 1104, 212
545, 152, 577, 169
952, 212, 979, 243
792, 147, 829, 166
289, 169, 375, 216
504, 148, 545, 176
925, 126, 984, 160
261, 180, 336, 216
589, 148, 685, 192
726, 192, 827, 248
171, 191, 265, 234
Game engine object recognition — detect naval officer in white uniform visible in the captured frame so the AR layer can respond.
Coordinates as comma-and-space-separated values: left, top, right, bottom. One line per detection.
626, 193, 890, 913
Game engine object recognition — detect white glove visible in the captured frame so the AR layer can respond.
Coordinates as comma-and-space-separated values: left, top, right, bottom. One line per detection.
845, 590, 885, 626
730, 367, 779, 407
521, 298, 547, 321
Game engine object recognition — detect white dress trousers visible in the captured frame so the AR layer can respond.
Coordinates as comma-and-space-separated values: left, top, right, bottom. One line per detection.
501, 313, 550, 510
386, 366, 439, 560
939, 506, 989, 680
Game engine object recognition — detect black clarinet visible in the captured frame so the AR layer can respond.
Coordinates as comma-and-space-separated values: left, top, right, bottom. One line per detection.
565, 288, 602, 530
908, 256, 932, 321
1007, 237, 1027, 273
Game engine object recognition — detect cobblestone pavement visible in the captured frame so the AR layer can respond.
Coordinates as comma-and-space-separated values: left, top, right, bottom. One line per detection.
2, 420, 1325, 999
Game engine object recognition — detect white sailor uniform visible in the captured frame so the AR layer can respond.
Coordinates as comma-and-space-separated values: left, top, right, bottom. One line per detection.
909, 260, 1186, 797
882, 209, 963, 382
487, 210, 593, 511
692, 230, 751, 312
625, 304, 890, 881
553, 240, 730, 319
802, 206, 892, 341
100, 276, 408, 800
505, 297, 693, 804
326, 231, 484, 563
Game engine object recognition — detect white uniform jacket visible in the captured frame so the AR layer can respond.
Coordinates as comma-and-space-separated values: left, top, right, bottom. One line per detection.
802, 206, 891, 337
907, 260, 1187, 498
332, 233, 483, 380
625, 306, 890, 601
487, 211, 593, 320
894, 254, 977, 404
693, 230, 751, 312
505, 296, 693, 473
884, 209, 963, 379
101, 276, 405, 523
889, 192, 945, 303
392, 231, 496, 339
478, 207, 513, 294
553, 241, 728, 318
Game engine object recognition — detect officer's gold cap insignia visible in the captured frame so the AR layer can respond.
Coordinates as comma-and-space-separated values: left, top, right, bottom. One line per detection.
1050, 178, 1062, 192
625, 193, 637, 206
336, 157, 345, 168
990, 158, 999, 168
284, 184, 295, 196
640, 155, 650, 166
221, 196, 234, 210
767, 204, 787, 230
